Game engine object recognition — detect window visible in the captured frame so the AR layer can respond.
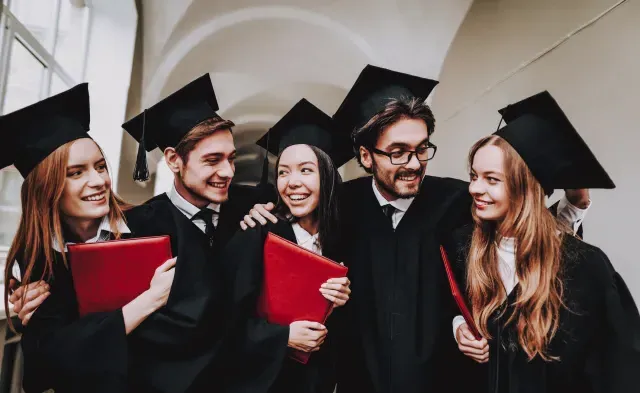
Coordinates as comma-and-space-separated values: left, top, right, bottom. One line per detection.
0, 0, 92, 281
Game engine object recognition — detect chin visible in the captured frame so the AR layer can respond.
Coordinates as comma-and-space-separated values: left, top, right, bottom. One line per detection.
202, 188, 229, 204
287, 205, 313, 219
83, 205, 110, 219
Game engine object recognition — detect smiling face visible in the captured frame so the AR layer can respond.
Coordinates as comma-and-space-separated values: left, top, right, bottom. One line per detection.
360, 118, 430, 200
58, 138, 111, 222
276, 144, 321, 220
175, 128, 236, 205
469, 144, 509, 222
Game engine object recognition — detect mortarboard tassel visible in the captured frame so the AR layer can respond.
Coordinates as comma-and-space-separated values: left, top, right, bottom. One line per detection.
133, 109, 150, 182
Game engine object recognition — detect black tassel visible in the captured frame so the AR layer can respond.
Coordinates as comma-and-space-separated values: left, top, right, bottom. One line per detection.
133, 109, 149, 182
259, 149, 270, 189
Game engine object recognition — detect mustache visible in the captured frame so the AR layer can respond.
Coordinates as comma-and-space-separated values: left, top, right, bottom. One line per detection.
394, 168, 423, 179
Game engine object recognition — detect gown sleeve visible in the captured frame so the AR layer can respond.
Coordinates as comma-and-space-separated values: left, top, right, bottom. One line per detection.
223, 226, 290, 393
583, 249, 640, 393
20, 255, 128, 393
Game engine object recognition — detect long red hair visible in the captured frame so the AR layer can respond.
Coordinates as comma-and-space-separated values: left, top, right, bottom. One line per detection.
3, 139, 130, 323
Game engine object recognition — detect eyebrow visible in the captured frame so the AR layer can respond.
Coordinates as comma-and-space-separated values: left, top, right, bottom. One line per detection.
471, 169, 504, 177
278, 161, 317, 169
201, 150, 236, 159
385, 138, 430, 149
66, 164, 87, 170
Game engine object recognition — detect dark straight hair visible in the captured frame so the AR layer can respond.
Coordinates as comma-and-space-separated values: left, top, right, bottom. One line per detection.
273, 145, 342, 253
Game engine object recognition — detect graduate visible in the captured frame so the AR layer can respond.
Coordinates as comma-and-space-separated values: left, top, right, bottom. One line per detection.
243, 66, 592, 393
0, 84, 176, 393
453, 91, 640, 393
119, 73, 273, 393
224, 98, 352, 393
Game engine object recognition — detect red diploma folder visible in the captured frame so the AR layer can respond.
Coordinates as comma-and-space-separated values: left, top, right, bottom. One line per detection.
439, 245, 482, 340
68, 236, 172, 317
257, 232, 348, 364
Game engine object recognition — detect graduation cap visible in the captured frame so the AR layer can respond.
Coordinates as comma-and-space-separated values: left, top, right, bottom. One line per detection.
122, 73, 220, 181
333, 64, 439, 136
494, 91, 615, 195
0, 83, 91, 177
256, 98, 350, 187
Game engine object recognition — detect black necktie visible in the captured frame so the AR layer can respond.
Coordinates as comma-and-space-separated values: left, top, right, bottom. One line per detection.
193, 208, 216, 246
381, 204, 396, 226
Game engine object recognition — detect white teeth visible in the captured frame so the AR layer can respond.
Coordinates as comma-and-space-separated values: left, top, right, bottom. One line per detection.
289, 194, 309, 201
83, 193, 105, 202
209, 183, 227, 189
398, 175, 417, 181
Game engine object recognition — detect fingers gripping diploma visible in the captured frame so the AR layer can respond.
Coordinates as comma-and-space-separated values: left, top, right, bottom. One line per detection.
288, 320, 328, 353
456, 323, 489, 363
320, 275, 351, 308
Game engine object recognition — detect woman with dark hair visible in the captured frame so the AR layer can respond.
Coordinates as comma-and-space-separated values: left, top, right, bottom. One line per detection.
223, 99, 351, 393
452, 92, 640, 393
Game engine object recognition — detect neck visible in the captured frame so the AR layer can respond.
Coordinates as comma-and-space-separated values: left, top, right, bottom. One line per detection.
297, 214, 319, 236
174, 177, 209, 209
62, 216, 103, 243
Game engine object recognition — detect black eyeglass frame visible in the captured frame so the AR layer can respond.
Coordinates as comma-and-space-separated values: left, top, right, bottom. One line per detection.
369, 142, 438, 165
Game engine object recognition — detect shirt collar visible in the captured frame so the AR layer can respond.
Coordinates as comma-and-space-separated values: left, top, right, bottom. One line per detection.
52, 215, 131, 252
291, 222, 319, 247
371, 177, 415, 212
168, 181, 220, 220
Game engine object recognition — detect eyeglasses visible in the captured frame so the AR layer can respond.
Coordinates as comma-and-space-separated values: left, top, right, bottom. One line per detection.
370, 142, 437, 165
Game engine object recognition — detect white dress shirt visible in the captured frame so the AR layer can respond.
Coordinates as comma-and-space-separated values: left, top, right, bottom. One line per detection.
291, 223, 322, 256
167, 182, 220, 233
371, 178, 415, 229
452, 196, 591, 340
51, 215, 131, 253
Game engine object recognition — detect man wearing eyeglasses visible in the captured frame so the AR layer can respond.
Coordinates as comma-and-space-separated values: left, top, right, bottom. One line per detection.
240, 65, 589, 393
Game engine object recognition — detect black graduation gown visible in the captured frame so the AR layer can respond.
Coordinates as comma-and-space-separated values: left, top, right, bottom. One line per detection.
124, 184, 268, 393
223, 220, 341, 393
334, 175, 473, 393
448, 228, 640, 393
20, 241, 130, 393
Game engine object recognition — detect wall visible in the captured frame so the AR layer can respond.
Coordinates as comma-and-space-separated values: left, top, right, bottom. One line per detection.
430, 0, 639, 299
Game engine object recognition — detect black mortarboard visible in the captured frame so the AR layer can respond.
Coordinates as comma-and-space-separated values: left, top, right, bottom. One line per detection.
333, 64, 439, 135
0, 83, 90, 177
256, 99, 350, 187
495, 91, 615, 195
122, 73, 219, 181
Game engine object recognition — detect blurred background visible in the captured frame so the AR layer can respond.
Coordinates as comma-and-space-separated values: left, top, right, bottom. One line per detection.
0, 0, 638, 389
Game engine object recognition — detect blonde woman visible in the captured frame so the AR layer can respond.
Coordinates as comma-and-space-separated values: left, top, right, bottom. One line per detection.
453, 92, 640, 393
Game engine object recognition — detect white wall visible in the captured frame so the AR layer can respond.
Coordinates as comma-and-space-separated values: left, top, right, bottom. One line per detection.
85, 0, 138, 192
430, 0, 639, 299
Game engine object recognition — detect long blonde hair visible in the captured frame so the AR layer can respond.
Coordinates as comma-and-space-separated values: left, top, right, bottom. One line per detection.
3, 139, 131, 322
467, 135, 565, 361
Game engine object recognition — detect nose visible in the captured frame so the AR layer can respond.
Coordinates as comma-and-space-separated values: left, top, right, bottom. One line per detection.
288, 172, 303, 188
217, 159, 235, 179
404, 152, 421, 171
87, 168, 107, 188
469, 179, 485, 196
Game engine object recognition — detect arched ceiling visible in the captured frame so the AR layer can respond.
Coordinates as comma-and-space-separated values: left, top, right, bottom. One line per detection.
132, 0, 473, 186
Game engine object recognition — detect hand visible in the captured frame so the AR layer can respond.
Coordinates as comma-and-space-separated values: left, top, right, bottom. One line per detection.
9, 279, 50, 326
564, 189, 590, 209
320, 276, 351, 307
288, 321, 328, 353
147, 257, 177, 310
239, 202, 278, 230
456, 323, 489, 363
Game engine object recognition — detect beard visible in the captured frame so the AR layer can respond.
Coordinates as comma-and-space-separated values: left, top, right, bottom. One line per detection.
372, 162, 425, 199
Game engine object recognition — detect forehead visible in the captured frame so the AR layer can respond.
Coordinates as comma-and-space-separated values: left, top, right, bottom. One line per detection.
278, 144, 318, 165
377, 118, 429, 147
472, 145, 505, 173
67, 138, 103, 165
191, 129, 235, 155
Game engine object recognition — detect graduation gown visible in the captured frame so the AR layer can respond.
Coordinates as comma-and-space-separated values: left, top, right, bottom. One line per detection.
124, 184, 269, 393
448, 227, 640, 393
223, 220, 341, 393
20, 241, 130, 393
334, 175, 473, 393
